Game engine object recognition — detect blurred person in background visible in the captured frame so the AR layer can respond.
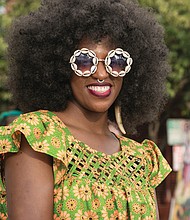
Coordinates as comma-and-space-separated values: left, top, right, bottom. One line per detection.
0, 108, 22, 125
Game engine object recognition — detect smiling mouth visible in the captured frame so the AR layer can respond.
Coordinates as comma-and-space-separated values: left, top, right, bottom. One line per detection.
87, 86, 110, 93
87, 85, 111, 97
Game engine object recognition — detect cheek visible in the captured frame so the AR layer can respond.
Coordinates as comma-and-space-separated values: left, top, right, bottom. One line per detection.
115, 78, 123, 94
70, 76, 85, 98
71, 83, 81, 98
70, 75, 81, 90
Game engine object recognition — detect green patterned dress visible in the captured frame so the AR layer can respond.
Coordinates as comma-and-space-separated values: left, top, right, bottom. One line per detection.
0, 110, 171, 219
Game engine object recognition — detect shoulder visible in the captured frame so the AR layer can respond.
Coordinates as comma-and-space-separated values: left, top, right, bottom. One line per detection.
119, 135, 161, 155
1, 110, 69, 136
12, 110, 62, 125
0, 110, 70, 165
118, 135, 148, 156
119, 135, 170, 166
119, 136, 172, 187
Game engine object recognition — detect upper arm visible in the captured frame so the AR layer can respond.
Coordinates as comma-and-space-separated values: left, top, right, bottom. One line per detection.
4, 135, 54, 220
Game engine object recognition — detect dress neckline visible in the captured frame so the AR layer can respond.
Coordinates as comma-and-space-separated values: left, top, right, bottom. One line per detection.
47, 110, 124, 158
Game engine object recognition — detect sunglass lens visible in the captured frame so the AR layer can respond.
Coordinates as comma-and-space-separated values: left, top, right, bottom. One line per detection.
75, 53, 93, 72
110, 54, 127, 72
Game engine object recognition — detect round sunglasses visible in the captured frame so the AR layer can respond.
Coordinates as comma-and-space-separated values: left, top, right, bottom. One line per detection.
69, 48, 133, 77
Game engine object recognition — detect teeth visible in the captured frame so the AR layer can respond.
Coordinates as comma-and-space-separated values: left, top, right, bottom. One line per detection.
88, 86, 110, 93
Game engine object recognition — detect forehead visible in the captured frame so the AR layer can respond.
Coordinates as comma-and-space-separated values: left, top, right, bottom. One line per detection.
78, 37, 115, 51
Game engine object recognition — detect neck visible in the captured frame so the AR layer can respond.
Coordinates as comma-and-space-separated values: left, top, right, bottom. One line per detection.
55, 101, 110, 135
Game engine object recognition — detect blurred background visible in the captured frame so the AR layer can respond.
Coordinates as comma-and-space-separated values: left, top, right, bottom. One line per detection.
0, 0, 190, 219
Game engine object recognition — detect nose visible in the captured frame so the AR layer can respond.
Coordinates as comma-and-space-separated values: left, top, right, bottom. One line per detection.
92, 61, 109, 80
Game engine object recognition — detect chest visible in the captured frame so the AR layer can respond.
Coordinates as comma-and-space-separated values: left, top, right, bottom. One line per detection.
67, 130, 121, 155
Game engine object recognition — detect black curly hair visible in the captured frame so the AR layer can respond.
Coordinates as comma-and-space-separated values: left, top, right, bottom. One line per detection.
7, 0, 170, 134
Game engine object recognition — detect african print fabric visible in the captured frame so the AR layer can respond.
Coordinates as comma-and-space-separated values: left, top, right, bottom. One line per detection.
0, 110, 172, 219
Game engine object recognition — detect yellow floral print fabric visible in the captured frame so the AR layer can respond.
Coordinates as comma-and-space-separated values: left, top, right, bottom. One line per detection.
0, 110, 172, 219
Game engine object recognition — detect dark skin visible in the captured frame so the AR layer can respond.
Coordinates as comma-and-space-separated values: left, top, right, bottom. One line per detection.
5, 39, 122, 219
58, 38, 123, 155
55, 101, 121, 156
4, 38, 159, 219
5, 137, 54, 220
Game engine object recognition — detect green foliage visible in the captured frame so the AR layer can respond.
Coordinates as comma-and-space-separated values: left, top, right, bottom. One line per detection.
0, 3, 8, 110
139, 0, 190, 117
8, 0, 40, 18
0, 0, 40, 111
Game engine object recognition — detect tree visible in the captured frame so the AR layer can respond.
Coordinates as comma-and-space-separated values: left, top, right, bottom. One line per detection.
0, 1, 9, 110
139, 0, 190, 115
0, 0, 40, 112
137, 0, 190, 143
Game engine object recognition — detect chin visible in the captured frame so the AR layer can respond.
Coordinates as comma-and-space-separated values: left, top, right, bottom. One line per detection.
87, 105, 111, 113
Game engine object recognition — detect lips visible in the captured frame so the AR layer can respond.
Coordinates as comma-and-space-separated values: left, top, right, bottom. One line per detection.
87, 85, 111, 97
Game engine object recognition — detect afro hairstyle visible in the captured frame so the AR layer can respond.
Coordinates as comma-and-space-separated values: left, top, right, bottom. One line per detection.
7, 0, 170, 134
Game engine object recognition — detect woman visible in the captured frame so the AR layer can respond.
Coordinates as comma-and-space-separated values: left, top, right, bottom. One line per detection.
0, 0, 171, 219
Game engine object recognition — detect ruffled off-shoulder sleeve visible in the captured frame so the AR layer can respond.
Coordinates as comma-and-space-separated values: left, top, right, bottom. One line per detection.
142, 139, 172, 188
0, 111, 69, 167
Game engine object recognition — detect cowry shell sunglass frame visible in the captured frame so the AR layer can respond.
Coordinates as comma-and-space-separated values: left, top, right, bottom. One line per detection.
69, 48, 133, 77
